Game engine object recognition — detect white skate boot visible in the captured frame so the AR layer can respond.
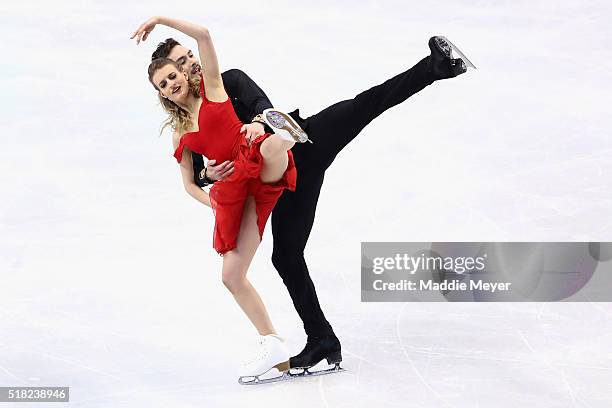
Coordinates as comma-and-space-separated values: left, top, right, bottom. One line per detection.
238, 334, 290, 385
262, 109, 312, 144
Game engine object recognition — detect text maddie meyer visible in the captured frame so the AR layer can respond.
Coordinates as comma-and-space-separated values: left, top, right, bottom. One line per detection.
372, 279, 512, 293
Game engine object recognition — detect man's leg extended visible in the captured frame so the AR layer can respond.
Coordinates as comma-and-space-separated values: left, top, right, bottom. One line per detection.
306, 55, 437, 169
273, 57, 437, 332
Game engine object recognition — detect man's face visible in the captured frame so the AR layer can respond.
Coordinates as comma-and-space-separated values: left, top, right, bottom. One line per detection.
167, 44, 201, 80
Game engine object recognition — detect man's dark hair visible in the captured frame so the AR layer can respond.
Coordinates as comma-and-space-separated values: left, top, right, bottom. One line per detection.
151, 38, 181, 61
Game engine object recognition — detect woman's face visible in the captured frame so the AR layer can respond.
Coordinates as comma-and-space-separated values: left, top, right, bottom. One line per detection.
151, 64, 189, 103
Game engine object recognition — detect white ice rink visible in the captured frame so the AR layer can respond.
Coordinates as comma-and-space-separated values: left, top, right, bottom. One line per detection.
1, 0, 612, 406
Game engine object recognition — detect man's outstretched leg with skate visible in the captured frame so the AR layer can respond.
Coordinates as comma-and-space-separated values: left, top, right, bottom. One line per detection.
271, 36, 475, 379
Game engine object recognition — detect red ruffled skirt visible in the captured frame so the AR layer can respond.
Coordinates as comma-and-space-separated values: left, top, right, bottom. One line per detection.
208, 133, 296, 255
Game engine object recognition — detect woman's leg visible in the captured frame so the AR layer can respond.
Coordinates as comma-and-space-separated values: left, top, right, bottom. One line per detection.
259, 135, 295, 184
221, 195, 276, 335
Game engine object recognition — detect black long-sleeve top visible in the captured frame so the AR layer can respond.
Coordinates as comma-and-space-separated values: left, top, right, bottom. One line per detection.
191, 69, 273, 187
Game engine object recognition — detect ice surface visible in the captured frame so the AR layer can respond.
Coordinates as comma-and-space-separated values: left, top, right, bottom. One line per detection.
1, 0, 611, 406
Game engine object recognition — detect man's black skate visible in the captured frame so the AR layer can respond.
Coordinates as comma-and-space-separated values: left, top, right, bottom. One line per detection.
288, 334, 345, 377
428, 36, 476, 79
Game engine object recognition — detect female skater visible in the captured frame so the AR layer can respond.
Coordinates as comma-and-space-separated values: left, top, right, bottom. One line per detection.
132, 16, 309, 383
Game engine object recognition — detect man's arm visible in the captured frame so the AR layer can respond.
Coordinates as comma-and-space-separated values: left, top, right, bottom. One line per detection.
192, 152, 208, 187
193, 158, 234, 188
222, 69, 273, 122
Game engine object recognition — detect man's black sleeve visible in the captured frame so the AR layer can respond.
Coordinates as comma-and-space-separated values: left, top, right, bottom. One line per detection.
222, 69, 274, 121
192, 152, 210, 188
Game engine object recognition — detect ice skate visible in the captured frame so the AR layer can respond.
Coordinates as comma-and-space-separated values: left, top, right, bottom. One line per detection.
439, 36, 476, 69
237, 334, 290, 385
263, 108, 312, 144
428, 36, 476, 79
288, 334, 346, 378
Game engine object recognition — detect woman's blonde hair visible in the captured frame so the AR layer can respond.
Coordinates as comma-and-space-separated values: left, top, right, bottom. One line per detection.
148, 58, 201, 135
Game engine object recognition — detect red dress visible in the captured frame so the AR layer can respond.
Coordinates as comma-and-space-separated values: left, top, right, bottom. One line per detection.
174, 76, 297, 255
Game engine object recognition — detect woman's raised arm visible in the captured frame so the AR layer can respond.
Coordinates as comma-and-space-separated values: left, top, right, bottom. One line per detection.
131, 16, 225, 100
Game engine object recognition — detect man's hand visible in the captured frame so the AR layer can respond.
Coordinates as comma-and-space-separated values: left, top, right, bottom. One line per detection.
240, 122, 265, 146
130, 16, 160, 44
200, 159, 234, 182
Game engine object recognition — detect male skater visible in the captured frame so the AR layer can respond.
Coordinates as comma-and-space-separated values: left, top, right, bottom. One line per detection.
151, 35, 472, 372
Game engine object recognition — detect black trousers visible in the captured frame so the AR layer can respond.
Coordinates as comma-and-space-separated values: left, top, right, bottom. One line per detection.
271, 56, 436, 337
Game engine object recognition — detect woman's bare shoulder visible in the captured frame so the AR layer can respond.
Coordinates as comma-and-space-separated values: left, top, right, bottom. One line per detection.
172, 129, 183, 149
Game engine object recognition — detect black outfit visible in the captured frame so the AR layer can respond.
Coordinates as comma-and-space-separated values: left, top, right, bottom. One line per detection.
195, 56, 438, 337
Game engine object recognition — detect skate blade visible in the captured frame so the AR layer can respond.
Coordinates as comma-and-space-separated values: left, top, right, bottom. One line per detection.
288, 362, 346, 378
238, 371, 290, 385
263, 109, 311, 144
237, 361, 290, 385
439, 36, 477, 69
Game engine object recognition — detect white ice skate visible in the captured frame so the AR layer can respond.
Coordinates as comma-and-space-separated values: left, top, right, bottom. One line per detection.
263, 109, 312, 144
437, 36, 477, 69
238, 334, 290, 385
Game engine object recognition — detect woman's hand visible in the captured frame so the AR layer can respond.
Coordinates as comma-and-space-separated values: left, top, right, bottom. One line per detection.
130, 16, 160, 44
240, 122, 265, 146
